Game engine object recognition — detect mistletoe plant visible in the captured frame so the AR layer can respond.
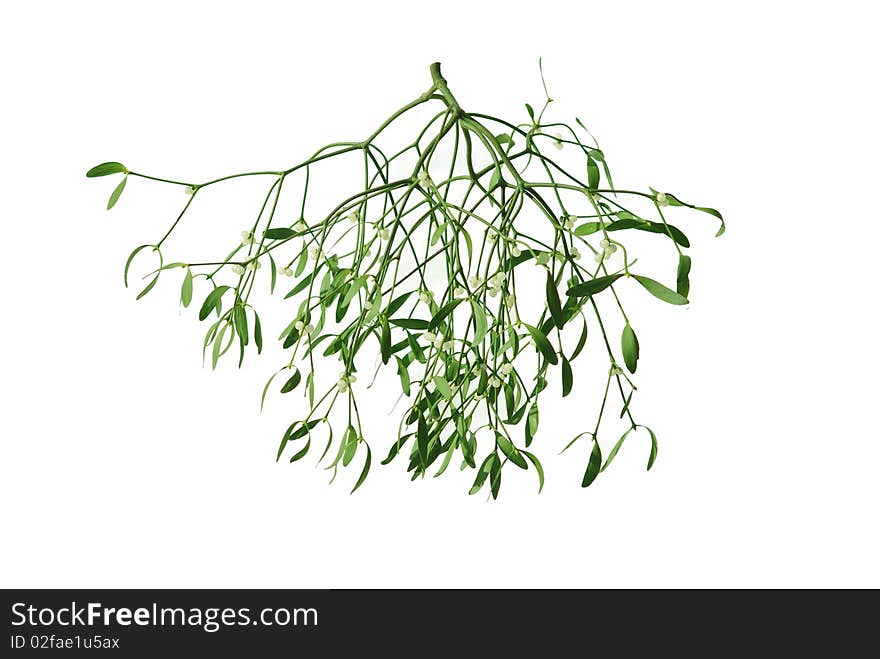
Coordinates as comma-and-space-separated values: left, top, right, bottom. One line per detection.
87, 62, 723, 497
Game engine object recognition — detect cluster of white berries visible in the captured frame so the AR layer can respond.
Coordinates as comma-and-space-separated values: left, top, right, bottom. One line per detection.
417, 169, 431, 187
564, 214, 577, 230
280, 265, 294, 277
346, 210, 359, 224
337, 372, 357, 393
294, 320, 314, 337
418, 289, 433, 305
294, 220, 308, 232
486, 230, 498, 244
231, 265, 245, 275
509, 244, 521, 257
505, 293, 515, 307
595, 238, 617, 263
184, 185, 196, 195
610, 365, 624, 376
246, 260, 261, 271
453, 286, 467, 299
570, 246, 581, 260
499, 362, 513, 377
468, 275, 483, 289
241, 230, 254, 246
655, 191, 669, 207
553, 133, 564, 150
487, 272, 505, 296
378, 227, 391, 241
423, 332, 454, 352
309, 246, 321, 260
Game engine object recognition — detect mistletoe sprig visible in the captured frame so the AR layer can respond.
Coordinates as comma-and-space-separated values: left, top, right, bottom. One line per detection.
87, 62, 723, 497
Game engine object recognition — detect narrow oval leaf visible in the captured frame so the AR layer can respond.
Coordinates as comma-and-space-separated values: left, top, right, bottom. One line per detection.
633, 275, 689, 305
389, 318, 429, 330
86, 162, 127, 177
677, 254, 692, 297
601, 427, 634, 472
280, 368, 301, 393
350, 444, 372, 493
621, 323, 639, 374
581, 437, 602, 487
433, 375, 453, 400
546, 272, 564, 329
472, 300, 488, 345
123, 244, 153, 288
106, 175, 127, 210
264, 227, 296, 240
253, 310, 263, 354
429, 298, 462, 330
587, 156, 600, 189
180, 268, 193, 307
521, 450, 545, 493
524, 324, 558, 365
561, 357, 573, 397
496, 433, 527, 469
289, 438, 311, 463
567, 273, 622, 298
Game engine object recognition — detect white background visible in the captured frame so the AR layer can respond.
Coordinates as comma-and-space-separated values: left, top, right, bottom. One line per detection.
2, 1, 878, 588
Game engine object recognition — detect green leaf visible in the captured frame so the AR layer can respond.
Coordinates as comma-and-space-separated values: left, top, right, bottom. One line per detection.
521, 450, 545, 493
294, 247, 308, 277
587, 156, 600, 189
433, 375, 453, 400
264, 227, 296, 240
472, 301, 488, 344
429, 299, 462, 330
350, 444, 372, 493
602, 427, 634, 472
260, 369, 282, 411
621, 323, 639, 374
233, 304, 248, 346
524, 324, 557, 365
396, 357, 411, 396
199, 286, 230, 321
546, 272, 564, 329
123, 244, 153, 288
525, 403, 539, 446
253, 310, 263, 354
606, 217, 690, 248
469, 454, 495, 495
342, 429, 358, 467
566, 273, 622, 298
496, 433, 527, 469
677, 254, 692, 297
570, 317, 589, 361
386, 292, 412, 316
561, 357, 573, 396
632, 275, 689, 305
341, 276, 366, 308
289, 438, 311, 463
665, 193, 726, 236
574, 222, 603, 236
106, 175, 127, 210
525, 103, 535, 122
135, 274, 160, 300
581, 437, 602, 487
643, 425, 658, 470
280, 368, 301, 393
180, 268, 193, 307
380, 316, 391, 364
389, 318, 429, 330
86, 162, 127, 177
